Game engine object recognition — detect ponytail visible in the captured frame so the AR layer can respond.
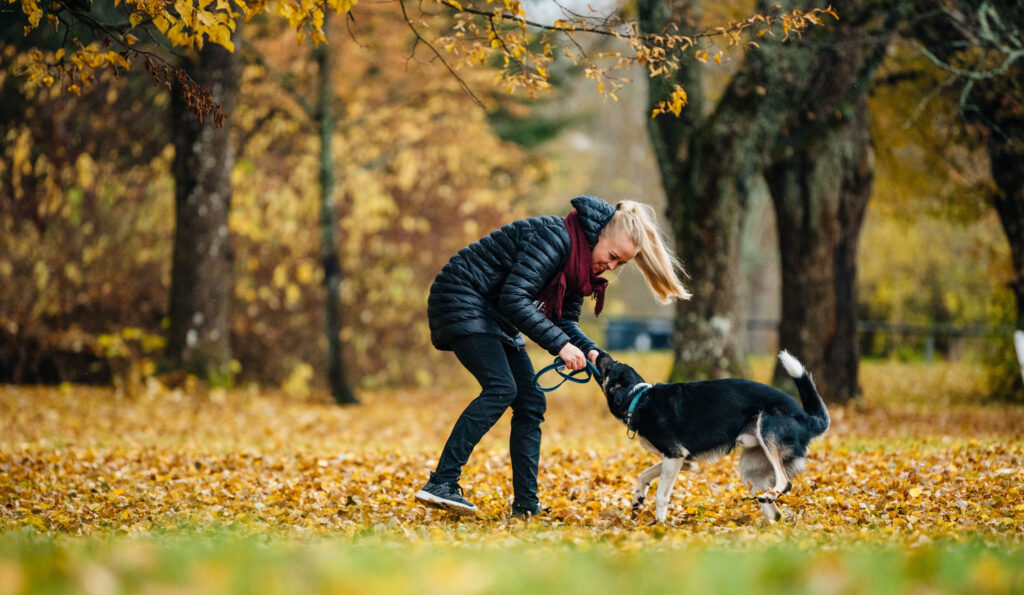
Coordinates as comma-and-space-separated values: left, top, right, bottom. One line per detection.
603, 200, 691, 303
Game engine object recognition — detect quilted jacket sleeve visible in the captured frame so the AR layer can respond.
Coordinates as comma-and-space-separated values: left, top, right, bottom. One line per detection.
554, 293, 600, 355
497, 230, 572, 355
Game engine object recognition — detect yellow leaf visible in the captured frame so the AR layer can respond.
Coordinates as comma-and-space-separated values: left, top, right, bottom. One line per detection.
28, 8, 43, 28
130, 12, 144, 27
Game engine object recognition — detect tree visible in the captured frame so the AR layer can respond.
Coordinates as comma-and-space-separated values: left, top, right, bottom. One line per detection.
640, 0, 912, 402
163, 37, 239, 384
909, 0, 1024, 397
313, 14, 357, 404
764, 0, 909, 402
640, 0, 752, 381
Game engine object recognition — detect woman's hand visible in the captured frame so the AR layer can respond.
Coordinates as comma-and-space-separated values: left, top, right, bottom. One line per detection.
587, 350, 599, 366
558, 343, 587, 371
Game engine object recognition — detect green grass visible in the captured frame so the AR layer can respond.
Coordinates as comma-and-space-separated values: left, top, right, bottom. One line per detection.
1, 529, 1023, 595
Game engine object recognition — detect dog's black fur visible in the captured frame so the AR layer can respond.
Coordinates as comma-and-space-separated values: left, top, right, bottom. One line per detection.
594, 350, 829, 523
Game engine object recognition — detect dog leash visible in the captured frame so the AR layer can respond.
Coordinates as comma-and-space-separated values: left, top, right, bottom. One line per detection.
623, 383, 651, 439
533, 358, 602, 393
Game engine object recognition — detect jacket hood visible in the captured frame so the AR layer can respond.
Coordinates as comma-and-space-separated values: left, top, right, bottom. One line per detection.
570, 195, 615, 248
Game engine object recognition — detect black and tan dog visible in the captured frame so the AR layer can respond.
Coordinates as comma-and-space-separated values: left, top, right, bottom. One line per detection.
594, 350, 830, 524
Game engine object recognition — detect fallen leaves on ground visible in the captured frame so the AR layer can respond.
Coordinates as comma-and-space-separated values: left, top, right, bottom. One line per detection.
1, 359, 1022, 547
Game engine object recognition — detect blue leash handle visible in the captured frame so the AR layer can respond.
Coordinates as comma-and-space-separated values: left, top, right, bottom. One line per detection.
533, 357, 602, 393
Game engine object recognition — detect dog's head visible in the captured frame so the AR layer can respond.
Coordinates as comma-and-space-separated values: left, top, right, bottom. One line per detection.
594, 350, 647, 409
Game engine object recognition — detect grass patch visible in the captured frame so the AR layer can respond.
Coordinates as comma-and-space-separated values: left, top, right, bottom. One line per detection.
1, 529, 1023, 594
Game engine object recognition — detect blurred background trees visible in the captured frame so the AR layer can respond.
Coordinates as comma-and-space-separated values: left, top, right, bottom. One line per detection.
1, 0, 1021, 401
1, 3, 537, 392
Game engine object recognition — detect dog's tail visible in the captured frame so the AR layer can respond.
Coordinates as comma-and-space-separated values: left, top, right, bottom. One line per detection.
778, 350, 830, 436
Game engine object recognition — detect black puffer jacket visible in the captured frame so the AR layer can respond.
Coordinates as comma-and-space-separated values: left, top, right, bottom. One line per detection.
428, 195, 614, 355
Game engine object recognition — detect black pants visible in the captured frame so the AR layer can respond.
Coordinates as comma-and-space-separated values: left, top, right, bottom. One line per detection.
433, 335, 547, 507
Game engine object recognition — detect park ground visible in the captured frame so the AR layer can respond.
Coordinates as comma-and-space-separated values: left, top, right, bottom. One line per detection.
1, 353, 1023, 593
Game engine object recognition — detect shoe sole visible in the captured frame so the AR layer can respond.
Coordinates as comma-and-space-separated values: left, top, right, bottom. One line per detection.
414, 490, 477, 516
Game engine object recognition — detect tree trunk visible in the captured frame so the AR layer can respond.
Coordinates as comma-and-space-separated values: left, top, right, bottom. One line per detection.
315, 16, 358, 405
164, 40, 239, 384
988, 120, 1024, 330
763, 0, 906, 402
766, 103, 873, 403
641, 0, 754, 381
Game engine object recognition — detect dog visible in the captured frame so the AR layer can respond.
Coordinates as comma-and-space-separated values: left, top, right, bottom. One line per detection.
594, 350, 829, 524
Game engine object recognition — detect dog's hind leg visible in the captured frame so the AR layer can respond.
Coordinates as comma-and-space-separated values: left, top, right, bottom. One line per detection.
654, 458, 685, 524
740, 447, 782, 522
632, 461, 662, 513
755, 415, 791, 495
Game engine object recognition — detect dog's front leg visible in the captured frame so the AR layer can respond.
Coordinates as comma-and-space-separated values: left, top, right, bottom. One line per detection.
654, 458, 685, 524
632, 461, 663, 513
756, 492, 783, 522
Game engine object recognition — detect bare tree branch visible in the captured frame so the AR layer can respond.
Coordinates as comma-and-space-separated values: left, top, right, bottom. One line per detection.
398, 0, 485, 108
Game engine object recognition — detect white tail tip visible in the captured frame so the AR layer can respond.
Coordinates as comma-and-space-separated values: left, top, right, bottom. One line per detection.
778, 350, 805, 378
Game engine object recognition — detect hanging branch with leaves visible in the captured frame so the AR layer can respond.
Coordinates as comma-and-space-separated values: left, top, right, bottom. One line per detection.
12, 0, 836, 118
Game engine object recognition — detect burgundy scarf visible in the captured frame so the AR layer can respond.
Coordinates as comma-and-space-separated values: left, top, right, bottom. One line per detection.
537, 210, 608, 319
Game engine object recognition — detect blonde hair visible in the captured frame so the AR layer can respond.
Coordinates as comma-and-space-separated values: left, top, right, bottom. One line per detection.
603, 200, 691, 304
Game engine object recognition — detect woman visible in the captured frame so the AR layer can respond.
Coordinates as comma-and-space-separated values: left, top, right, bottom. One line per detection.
415, 195, 690, 517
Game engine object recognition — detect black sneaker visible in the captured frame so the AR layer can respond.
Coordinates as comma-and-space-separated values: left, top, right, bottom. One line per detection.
414, 474, 477, 516
510, 502, 547, 518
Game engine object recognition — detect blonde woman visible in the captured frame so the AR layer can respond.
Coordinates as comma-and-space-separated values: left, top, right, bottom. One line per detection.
416, 195, 690, 517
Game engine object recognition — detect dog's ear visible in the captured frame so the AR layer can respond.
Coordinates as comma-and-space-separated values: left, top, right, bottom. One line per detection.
595, 350, 615, 376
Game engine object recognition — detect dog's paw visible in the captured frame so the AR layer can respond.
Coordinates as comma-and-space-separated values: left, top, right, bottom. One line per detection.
755, 489, 782, 504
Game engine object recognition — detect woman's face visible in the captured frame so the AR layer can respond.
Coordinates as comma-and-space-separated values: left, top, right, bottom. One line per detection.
592, 229, 639, 275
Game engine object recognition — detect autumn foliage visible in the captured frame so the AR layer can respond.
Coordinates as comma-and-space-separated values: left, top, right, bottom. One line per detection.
11, 0, 835, 118
1, 5, 546, 387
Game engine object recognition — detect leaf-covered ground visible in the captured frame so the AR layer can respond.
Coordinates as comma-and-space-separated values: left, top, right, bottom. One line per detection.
1, 355, 1023, 592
